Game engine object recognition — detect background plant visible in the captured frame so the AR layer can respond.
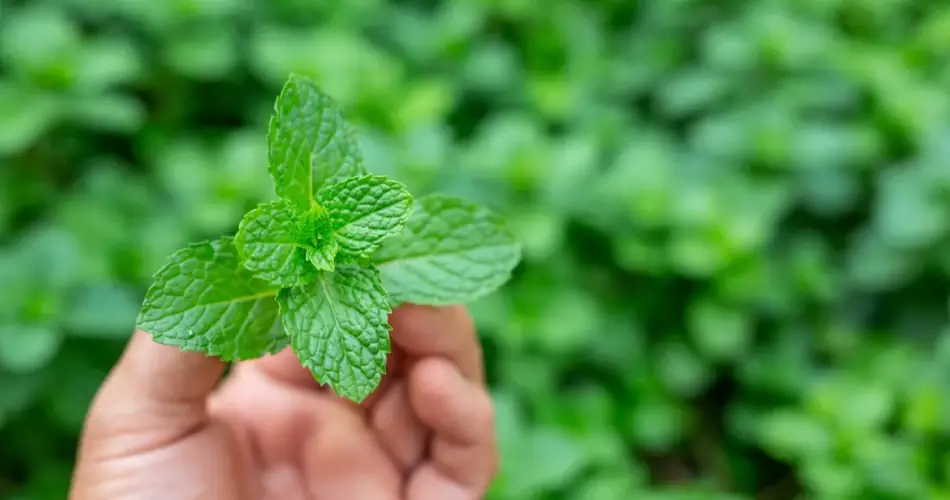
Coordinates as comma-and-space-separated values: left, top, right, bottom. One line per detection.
3, 0, 950, 499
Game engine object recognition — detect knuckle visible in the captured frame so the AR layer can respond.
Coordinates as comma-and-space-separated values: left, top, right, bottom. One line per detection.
471, 389, 496, 432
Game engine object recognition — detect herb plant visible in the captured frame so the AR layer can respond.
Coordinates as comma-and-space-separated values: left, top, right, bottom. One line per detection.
135, 74, 521, 403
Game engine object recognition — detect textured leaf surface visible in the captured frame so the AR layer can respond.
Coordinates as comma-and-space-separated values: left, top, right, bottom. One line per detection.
319, 175, 413, 257
373, 195, 522, 306
278, 264, 391, 402
307, 238, 339, 271
234, 200, 317, 287
137, 238, 288, 360
267, 74, 366, 213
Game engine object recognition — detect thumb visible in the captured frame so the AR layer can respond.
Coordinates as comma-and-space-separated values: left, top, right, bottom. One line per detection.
77, 330, 226, 461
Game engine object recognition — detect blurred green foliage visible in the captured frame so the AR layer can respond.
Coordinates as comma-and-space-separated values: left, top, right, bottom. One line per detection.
3, 0, 950, 498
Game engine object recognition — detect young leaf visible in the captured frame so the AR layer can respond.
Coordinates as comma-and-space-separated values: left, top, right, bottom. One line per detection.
267, 74, 366, 213
277, 264, 391, 403
234, 200, 318, 287
136, 238, 287, 360
319, 174, 413, 257
373, 195, 522, 306
307, 238, 339, 272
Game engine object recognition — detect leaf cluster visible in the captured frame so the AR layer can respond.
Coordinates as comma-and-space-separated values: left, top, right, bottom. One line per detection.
136, 75, 521, 402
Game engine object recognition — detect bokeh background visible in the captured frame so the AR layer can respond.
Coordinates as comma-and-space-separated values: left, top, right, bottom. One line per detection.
3, 0, 950, 498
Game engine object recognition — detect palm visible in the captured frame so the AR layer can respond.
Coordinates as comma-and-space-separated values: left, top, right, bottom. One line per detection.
210, 346, 416, 499
72, 306, 496, 500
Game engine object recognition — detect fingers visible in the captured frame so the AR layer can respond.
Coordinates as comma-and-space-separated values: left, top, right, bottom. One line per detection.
301, 403, 402, 500
407, 358, 498, 499
249, 303, 482, 403
371, 380, 428, 470
209, 360, 354, 467
391, 304, 497, 497
251, 304, 480, 387
389, 305, 483, 383
78, 330, 227, 460
211, 362, 402, 500
242, 345, 404, 410
243, 346, 317, 389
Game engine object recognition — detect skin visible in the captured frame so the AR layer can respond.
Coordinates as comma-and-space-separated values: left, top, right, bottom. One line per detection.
69, 305, 498, 500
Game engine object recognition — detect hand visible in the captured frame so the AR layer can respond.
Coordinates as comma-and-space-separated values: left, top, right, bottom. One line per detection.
70, 305, 498, 500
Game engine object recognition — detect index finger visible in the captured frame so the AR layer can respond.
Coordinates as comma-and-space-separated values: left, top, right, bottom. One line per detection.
388, 304, 484, 383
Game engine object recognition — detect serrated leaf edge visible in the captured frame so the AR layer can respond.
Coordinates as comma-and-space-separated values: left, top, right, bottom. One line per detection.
135, 237, 284, 338
319, 174, 415, 259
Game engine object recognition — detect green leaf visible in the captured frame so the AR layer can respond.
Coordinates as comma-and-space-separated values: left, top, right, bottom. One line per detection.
373, 195, 522, 306
0, 324, 62, 374
162, 26, 237, 80
758, 410, 833, 459
0, 83, 60, 155
63, 93, 146, 133
234, 200, 318, 287
267, 74, 366, 213
278, 264, 392, 403
307, 238, 339, 272
64, 282, 140, 338
319, 174, 413, 257
136, 237, 288, 361
0, 372, 43, 428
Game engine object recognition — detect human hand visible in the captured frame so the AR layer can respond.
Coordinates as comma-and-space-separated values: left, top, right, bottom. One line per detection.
69, 305, 498, 500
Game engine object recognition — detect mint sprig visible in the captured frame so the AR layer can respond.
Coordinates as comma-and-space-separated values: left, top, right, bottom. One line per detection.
135, 74, 522, 402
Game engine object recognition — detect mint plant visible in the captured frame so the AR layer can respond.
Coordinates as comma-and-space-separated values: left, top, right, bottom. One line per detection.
135, 75, 521, 403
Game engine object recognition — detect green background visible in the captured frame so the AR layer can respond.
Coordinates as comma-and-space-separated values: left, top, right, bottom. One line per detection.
3, 0, 950, 498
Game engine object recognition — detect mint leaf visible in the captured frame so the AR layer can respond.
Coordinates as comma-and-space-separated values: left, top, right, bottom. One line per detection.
234, 200, 318, 287
267, 74, 366, 213
307, 238, 339, 272
373, 195, 522, 306
278, 264, 391, 402
0, 325, 62, 374
136, 238, 287, 360
319, 174, 413, 256
136, 74, 521, 404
